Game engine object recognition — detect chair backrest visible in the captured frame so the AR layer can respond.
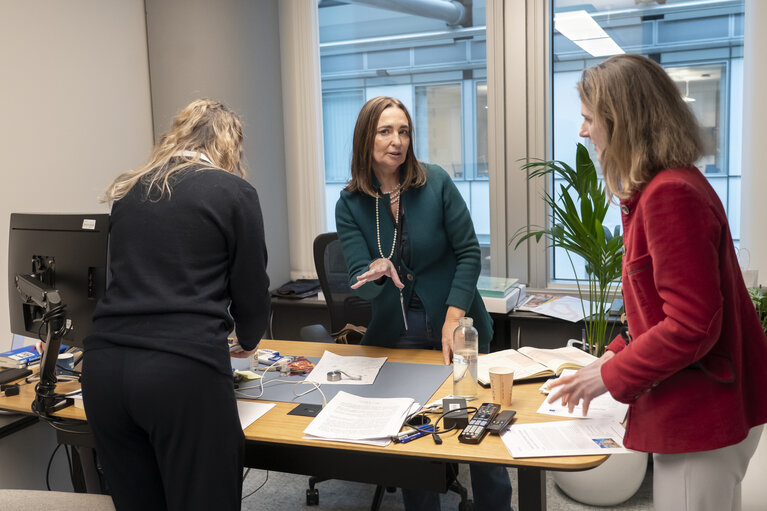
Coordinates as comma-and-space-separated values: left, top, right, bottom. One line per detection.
313, 232, 372, 334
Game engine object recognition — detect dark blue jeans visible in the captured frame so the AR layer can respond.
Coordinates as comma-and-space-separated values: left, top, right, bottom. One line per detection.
396, 308, 513, 511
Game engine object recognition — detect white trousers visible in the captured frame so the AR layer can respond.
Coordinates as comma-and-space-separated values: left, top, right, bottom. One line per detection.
653, 424, 764, 511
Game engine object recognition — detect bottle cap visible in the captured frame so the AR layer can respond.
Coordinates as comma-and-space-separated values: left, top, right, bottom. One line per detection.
458, 317, 473, 327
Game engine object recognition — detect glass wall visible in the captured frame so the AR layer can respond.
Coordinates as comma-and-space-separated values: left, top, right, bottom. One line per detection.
551, 0, 744, 281
318, 0, 490, 274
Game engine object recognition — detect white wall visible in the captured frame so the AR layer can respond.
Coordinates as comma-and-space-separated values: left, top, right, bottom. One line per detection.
0, 0, 152, 489
144, 0, 290, 288
0, 0, 154, 349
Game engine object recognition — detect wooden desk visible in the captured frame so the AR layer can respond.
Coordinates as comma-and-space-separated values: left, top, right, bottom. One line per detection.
0, 341, 607, 510
244, 340, 607, 510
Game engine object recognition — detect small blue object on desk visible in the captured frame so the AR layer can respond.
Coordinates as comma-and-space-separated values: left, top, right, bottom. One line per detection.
0, 344, 68, 369
393, 425, 435, 443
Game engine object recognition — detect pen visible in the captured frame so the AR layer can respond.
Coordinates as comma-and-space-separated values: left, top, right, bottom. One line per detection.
393, 425, 434, 444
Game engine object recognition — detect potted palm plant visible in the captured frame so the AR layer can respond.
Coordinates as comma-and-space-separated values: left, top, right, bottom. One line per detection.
513, 143, 623, 355
514, 143, 647, 507
748, 286, 767, 335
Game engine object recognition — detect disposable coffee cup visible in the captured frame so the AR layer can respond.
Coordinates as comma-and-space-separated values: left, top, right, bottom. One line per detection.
489, 366, 514, 406
57, 353, 75, 376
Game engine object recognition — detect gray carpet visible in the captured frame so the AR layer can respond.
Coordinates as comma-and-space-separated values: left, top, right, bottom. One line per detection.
240, 463, 653, 510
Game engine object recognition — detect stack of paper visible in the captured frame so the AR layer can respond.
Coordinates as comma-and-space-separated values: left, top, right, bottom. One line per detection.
304, 391, 414, 446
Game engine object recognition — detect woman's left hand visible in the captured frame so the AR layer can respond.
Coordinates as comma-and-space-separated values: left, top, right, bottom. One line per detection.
441, 306, 465, 365
547, 351, 614, 415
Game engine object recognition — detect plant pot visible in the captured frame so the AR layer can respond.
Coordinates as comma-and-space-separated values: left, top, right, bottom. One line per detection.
552, 451, 648, 506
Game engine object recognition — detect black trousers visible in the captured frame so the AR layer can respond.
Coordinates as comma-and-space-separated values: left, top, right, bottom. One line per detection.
81, 346, 244, 511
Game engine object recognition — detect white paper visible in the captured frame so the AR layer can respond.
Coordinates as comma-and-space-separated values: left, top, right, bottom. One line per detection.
303, 391, 413, 444
536, 371, 628, 422
237, 401, 275, 429
532, 295, 592, 322
304, 351, 387, 385
537, 392, 629, 422
500, 418, 631, 458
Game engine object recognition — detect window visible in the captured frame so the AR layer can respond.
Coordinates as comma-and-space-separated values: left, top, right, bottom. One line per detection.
318, 1, 491, 274
550, 0, 745, 282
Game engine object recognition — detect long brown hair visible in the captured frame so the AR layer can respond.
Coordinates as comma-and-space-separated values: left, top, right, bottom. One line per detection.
103, 99, 245, 202
578, 54, 703, 200
345, 96, 426, 196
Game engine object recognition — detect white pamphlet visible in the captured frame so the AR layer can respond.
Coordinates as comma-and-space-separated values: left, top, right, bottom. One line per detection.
500, 418, 631, 458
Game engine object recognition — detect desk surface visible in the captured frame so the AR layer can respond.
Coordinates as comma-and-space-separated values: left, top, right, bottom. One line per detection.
0, 340, 607, 472
245, 340, 605, 471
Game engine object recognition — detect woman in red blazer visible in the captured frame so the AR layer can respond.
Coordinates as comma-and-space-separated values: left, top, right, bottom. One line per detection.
549, 54, 767, 511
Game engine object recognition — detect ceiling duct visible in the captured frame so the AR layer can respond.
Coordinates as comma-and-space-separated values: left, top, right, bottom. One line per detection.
346, 0, 469, 27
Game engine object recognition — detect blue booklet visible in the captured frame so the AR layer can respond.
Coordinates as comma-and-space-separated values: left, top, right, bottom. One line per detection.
0, 344, 67, 369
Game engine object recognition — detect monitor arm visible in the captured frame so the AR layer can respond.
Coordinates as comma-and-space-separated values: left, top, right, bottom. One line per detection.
15, 274, 70, 415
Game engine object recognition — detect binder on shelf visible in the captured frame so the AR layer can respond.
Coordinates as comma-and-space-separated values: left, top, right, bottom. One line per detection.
481, 285, 526, 314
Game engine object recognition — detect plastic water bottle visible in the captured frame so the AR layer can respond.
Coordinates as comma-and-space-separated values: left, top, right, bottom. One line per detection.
452, 317, 478, 401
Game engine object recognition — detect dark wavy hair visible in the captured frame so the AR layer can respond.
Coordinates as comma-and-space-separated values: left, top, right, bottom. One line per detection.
344, 96, 426, 196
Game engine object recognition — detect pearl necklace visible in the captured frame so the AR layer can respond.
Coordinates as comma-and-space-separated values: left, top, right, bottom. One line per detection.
376, 184, 401, 260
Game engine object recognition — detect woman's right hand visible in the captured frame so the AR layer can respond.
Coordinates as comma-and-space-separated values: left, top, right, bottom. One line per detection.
351, 258, 405, 290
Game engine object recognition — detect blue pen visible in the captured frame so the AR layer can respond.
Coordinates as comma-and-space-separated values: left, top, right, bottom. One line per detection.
397, 425, 434, 444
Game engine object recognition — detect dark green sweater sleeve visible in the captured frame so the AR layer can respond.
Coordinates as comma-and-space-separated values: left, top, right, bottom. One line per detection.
335, 192, 389, 301
435, 168, 482, 311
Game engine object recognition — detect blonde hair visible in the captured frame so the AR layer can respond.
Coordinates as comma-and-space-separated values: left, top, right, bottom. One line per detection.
345, 96, 427, 197
103, 99, 245, 202
578, 54, 703, 200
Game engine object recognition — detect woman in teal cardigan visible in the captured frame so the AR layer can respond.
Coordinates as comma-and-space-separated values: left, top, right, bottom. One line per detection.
335, 96, 511, 511
335, 98, 492, 362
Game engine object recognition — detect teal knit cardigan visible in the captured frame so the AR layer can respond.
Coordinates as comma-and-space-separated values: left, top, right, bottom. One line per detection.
335, 164, 492, 350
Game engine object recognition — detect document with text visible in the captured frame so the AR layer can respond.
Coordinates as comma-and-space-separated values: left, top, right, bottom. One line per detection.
304, 391, 414, 445
500, 418, 631, 458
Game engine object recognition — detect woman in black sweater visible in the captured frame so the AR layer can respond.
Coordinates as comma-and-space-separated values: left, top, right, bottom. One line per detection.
81, 99, 270, 511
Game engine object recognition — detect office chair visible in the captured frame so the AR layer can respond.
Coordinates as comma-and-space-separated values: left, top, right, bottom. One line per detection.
303, 233, 472, 510
299, 232, 372, 343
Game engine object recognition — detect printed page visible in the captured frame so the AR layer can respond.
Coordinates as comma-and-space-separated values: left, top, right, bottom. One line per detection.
477, 349, 552, 384
519, 346, 598, 374
303, 391, 414, 442
531, 295, 592, 322
500, 418, 631, 458
304, 351, 387, 385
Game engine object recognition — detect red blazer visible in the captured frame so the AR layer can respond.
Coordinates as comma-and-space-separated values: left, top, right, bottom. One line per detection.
601, 167, 767, 454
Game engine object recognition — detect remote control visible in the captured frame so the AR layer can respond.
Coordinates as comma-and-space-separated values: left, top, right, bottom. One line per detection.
487, 410, 516, 434
458, 402, 500, 444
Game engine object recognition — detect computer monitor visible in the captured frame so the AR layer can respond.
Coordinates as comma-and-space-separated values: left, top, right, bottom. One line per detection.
8, 213, 109, 348
8, 213, 109, 414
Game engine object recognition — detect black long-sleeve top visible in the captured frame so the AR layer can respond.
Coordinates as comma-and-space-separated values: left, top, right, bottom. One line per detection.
85, 164, 270, 376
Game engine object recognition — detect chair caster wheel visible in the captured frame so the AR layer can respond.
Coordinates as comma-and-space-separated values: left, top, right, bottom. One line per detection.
306, 488, 320, 506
